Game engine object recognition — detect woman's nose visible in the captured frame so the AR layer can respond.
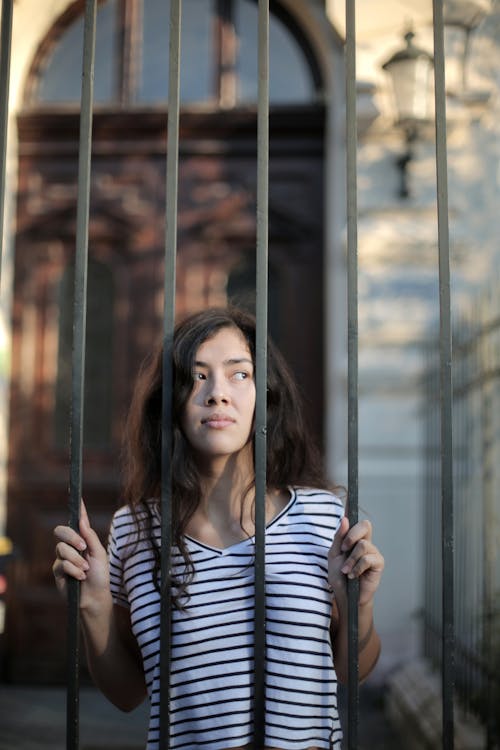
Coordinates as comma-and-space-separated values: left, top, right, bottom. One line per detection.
205, 389, 229, 405
204, 377, 229, 405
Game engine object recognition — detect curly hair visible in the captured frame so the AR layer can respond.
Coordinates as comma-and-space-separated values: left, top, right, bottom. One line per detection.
122, 306, 332, 605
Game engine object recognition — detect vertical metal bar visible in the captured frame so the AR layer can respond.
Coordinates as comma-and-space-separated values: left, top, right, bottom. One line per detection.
67, 2, 97, 749
423, 345, 435, 663
159, 1, 181, 748
0, 0, 13, 285
431, 2, 455, 748
345, 1, 359, 748
470, 301, 482, 717
254, 1, 269, 746
480, 298, 495, 750
468, 318, 478, 716
455, 323, 466, 712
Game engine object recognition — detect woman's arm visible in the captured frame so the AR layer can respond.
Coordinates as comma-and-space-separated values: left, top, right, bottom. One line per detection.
330, 598, 381, 683
328, 516, 384, 684
80, 597, 147, 711
53, 501, 147, 711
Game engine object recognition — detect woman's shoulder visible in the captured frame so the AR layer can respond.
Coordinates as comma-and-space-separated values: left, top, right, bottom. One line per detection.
291, 486, 345, 515
285, 487, 344, 541
109, 499, 159, 543
111, 498, 159, 523
292, 485, 344, 502
110, 503, 136, 529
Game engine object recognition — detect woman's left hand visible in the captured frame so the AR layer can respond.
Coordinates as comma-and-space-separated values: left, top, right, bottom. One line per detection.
328, 516, 384, 608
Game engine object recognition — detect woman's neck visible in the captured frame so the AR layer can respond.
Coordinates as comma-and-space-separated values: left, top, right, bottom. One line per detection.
180, 447, 256, 548
186, 448, 289, 549
198, 450, 254, 522
198, 444, 255, 518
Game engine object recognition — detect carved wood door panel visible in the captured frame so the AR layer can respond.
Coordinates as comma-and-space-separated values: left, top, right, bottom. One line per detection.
5, 106, 324, 681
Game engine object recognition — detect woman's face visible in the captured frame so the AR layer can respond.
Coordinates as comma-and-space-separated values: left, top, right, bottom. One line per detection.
181, 326, 256, 464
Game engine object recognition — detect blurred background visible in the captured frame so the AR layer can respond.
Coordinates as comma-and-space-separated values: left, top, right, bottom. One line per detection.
0, 1, 499, 747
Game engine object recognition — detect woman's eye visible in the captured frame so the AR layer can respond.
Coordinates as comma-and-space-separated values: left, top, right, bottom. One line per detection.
193, 372, 206, 381
232, 371, 249, 381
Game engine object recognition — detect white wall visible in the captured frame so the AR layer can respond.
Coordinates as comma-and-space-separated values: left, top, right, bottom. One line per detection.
347, 3, 500, 679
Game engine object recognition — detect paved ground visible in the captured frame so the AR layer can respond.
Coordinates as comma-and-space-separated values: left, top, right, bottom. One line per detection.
0, 682, 402, 750
0, 685, 149, 750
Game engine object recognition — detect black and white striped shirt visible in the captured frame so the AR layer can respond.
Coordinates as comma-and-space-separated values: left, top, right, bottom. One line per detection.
108, 487, 344, 749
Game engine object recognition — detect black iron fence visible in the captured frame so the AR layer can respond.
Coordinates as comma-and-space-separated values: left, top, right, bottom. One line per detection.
423, 283, 500, 748
0, 0, 459, 748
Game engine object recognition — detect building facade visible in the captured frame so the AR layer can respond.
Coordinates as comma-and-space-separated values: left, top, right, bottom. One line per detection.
0, 0, 499, 688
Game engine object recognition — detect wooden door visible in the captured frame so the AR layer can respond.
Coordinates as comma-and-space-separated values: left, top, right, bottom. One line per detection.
4, 105, 324, 682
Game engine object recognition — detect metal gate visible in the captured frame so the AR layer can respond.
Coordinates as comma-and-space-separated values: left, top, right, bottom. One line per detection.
423, 282, 500, 749
0, 0, 456, 748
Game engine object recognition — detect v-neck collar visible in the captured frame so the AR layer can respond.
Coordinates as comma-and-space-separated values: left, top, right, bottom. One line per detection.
184, 487, 297, 555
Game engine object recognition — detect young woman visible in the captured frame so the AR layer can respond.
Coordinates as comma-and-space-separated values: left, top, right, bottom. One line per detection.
53, 306, 384, 750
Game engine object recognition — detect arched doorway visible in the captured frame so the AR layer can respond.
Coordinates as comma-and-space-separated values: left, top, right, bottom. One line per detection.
6, 0, 326, 681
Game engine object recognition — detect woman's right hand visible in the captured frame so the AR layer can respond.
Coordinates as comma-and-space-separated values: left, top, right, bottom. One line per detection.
53, 500, 110, 607
54, 503, 145, 710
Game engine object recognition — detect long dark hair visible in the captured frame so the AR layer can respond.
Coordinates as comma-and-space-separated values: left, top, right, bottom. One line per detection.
122, 306, 332, 604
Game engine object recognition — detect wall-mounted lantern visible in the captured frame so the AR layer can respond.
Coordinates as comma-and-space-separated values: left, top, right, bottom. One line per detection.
382, 31, 434, 199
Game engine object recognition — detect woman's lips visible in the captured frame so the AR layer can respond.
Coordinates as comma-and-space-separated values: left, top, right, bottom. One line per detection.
201, 414, 235, 428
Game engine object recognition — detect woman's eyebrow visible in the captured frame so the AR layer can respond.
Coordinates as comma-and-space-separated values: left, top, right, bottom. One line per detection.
225, 357, 253, 366
194, 357, 253, 367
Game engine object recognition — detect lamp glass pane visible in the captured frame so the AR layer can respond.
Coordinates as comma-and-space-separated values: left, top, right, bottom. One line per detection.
389, 58, 433, 123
